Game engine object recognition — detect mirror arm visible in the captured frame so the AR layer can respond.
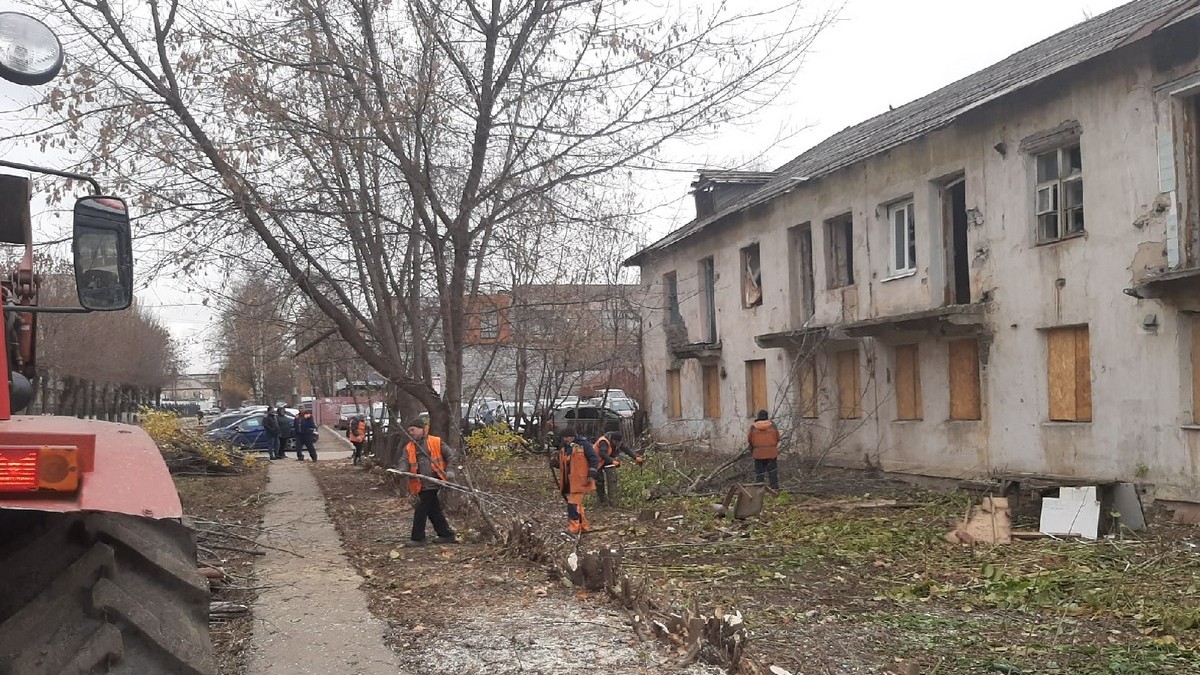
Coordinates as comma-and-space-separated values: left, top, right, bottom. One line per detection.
0, 160, 102, 194
2, 306, 91, 314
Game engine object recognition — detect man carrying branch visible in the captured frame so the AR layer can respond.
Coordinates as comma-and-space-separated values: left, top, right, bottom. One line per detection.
401, 420, 458, 547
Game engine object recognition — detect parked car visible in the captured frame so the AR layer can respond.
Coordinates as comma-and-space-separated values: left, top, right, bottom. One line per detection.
336, 403, 368, 430
545, 405, 623, 440
591, 388, 630, 401
205, 412, 319, 453
588, 396, 637, 418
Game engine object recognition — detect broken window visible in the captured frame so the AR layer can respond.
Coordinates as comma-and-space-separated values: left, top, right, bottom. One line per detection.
664, 271, 683, 325
740, 244, 762, 308
888, 199, 917, 274
894, 344, 922, 420
835, 348, 861, 419
745, 359, 767, 416
667, 369, 682, 419
948, 339, 982, 420
825, 214, 855, 289
791, 224, 815, 322
701, 364, 721, 418
1046, 326, 1091, 422
699, 257, 717, 343
1035, 144, 1084, 242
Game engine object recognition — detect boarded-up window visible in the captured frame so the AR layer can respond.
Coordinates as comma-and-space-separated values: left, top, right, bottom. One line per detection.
1047, 326, 1091, 422
745, 360, 767, 416
664, 272, 682, 325
1192, 317, 1200, 424
948, 339, 982, 420
836, 349, 861, 419
667, 370, 682, 419
894, 344, 922, 420
702, 364, 721, 418
800, 359, 819, 418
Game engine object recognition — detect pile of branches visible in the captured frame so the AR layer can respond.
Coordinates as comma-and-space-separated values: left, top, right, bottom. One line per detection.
189, 516, 279, 623
160, 434, 257, 475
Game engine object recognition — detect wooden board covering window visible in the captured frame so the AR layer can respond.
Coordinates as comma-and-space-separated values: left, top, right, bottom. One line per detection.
745, 360, 768, 417
836, 349, 861, 419
667, 370, 682, 419
948, 339, 982, 420
894, 344, 922, 420
702, 365, 721, 418
1192, 317, 1200, 424
800, 359, 819, 418
1047, 326, 1091, 422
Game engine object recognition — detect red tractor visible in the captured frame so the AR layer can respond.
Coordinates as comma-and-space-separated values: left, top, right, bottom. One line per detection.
0, 12, 214, 675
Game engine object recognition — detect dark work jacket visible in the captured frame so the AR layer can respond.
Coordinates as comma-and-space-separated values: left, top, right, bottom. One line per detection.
263, 413, 280, 437
295, 413, 316, 438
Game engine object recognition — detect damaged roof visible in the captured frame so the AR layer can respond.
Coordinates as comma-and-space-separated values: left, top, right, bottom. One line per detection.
626, 0, 1200, 266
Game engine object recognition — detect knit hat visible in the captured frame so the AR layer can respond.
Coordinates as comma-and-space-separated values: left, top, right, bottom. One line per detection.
756, 410, 769, 421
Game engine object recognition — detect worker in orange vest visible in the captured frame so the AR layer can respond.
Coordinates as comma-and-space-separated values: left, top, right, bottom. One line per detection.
400, 419, 457, 546
593, 431, 643, 506
348, 416, 368, 465
552, 427, 601, 534
748, 409, 781, 490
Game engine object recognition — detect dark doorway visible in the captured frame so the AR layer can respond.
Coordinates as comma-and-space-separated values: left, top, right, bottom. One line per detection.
943, 180, 970, 305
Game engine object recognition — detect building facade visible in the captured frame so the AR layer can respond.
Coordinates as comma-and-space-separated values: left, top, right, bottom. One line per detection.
628, 0, 1200, 502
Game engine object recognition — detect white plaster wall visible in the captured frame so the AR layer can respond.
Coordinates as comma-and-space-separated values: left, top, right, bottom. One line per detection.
638, 34, 1200, 500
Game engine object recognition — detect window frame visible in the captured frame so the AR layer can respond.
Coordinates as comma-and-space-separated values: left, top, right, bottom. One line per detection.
478, 310, 500, 340
887, 199, 917, 275
1034, 144, 1085, 243
825, 213, 855, 289
740, 243, 763, 308
664, 271, 683, 325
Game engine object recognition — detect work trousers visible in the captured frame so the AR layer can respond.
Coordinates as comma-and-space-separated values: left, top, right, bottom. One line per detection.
351, 441, 364, 464
412, 489, 454, 541
754, 458, 779, 490
266, 434, 280, 459
595, 465, 620, 505
297, 433, 316, 461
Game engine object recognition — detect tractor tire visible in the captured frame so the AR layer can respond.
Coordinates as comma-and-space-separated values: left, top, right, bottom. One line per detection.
0, 510, 216, 675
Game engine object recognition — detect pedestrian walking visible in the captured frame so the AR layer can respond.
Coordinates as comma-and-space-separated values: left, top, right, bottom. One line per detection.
552, 427, 600, 534
263, 406, 282, 460
400, 420, 457, 546
748, 409, 781, 490
348, 415, 367, 465
294, 409, 317, 461
592, 431, 642, 506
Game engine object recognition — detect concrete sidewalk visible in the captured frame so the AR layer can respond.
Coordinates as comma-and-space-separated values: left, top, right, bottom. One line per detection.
246, 433, 405, 675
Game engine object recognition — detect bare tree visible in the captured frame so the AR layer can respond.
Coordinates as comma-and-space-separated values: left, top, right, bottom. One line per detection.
19, 0, 835, 445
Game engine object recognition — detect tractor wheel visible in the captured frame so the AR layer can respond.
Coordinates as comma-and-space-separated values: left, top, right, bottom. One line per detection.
0, 510, 215, 675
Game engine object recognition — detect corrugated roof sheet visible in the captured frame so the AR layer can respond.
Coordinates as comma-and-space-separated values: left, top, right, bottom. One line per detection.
627, 0, 1200, 266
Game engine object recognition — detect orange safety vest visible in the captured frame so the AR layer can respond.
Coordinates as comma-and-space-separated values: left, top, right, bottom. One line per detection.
405, 436, 447, 493
349, 419, 367, 443
748, 421, 781, 460
558, 442, 596, 496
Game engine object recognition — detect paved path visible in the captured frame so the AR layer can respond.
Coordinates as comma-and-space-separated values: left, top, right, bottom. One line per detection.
246, 431, 404, 675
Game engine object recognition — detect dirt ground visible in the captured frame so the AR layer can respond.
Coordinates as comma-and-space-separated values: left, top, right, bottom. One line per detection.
175, 464, 270, 675
313, 447, 1200, 675
174, 439, 1200, 674
309, 460, 722, 674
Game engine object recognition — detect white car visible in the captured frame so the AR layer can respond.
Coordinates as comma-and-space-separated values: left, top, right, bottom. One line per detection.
587, 396, 637, 418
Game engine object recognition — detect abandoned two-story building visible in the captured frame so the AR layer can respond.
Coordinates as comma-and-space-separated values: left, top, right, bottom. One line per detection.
627, 0, 1200, 502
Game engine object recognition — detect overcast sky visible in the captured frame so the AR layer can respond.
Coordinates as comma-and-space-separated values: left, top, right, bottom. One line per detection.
0, 0, 1129, 372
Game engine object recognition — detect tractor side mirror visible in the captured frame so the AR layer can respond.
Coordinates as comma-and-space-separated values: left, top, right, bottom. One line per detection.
72, 196, 133, 311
